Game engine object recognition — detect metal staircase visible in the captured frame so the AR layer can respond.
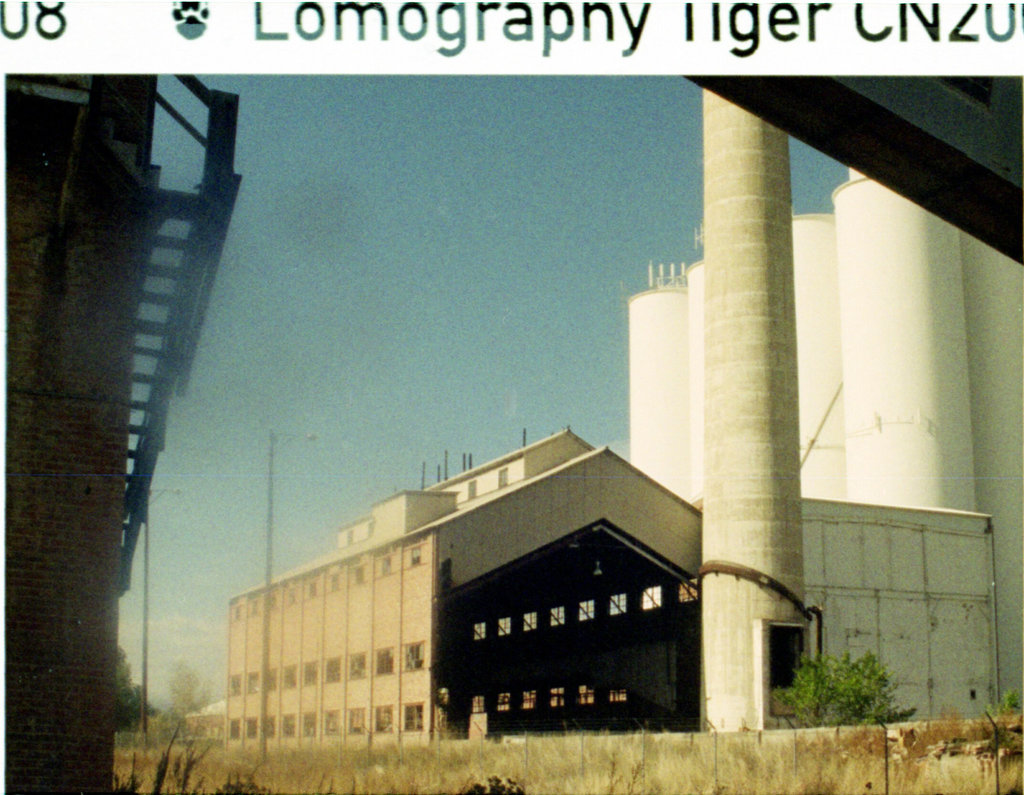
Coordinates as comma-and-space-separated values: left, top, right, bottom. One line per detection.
119, 76, 241, 592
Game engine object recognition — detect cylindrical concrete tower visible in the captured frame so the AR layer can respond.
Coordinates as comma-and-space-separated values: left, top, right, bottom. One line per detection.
834, 173, 976, 511
686, 260, 705, 501
959, 231, 1023, 694
628, 264, 691, 498
792, 215, 846, 500
701, 92, 804, 731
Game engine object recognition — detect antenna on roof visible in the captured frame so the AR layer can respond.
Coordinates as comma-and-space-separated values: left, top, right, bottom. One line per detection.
694, 221, 705, 251
421, 461, 425, 490
522, 428, 527, 447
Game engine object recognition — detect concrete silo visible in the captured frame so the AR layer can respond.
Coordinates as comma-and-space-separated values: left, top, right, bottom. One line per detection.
627, 264, 691, 499
686, 260, 705, 502
701, 92, 804, 731
958, 231, 1023, 695
792, 215, 846, 500
833, 172, 977, 512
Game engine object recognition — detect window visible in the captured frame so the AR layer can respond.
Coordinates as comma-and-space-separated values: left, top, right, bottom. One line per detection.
550, 605, 565, 627
330, 571, 341, 591
473, 621, 487, 641
679, 581, 699, 602
375, 705, 393, 732
550, 687, 565, 708
283, 714, 296, 737
498, 468, 509, 487
522, 690, 536, 710
283, 665, 297, 689
523, 611, 537, 632
578, 685, 595, 705
376, 648, 394, 676
404, 642, 425, 671
246, 717, 258, 739
325, 657, 341, 683
303, 712, 316, 737
610, 689, 628, 703
247, 672, 260, 694
230, 675, 241, 696
263, 717, 275, 738
578, 599, 595, 622
353, 565, 365, 585
471, 695, 485, 714
324, 710, 340, 735
379, 555, 392, 576
609, 593, 627, 616
348, 708, 365, 733
404, 704, 424, 731
410, 546, 422, 566
349, 652, 366, 679
230, 719, 240, 739
287, 587, 296, 606
467, 480, 477, 498
497, 616, 511, 636
265, 669, 277, 692
249, 599, 259, 616
308, 579, 317, 598
304, 661, 318, 686
641, 585, 663, 610
234, 604, 242, 621
268, 591, 277, 609
497, 692, 511, 712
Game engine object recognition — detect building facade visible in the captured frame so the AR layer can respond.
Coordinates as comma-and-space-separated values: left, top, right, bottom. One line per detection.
226, 431, 704, 746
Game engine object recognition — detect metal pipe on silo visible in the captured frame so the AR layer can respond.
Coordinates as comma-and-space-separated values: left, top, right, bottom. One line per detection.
701, 91, 804, 732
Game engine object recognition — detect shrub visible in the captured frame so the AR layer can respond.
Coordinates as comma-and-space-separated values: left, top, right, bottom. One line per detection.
776, 651, 916, 727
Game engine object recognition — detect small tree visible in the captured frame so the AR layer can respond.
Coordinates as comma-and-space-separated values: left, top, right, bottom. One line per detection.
168, 660, 211, 720
776, 651, 916, 726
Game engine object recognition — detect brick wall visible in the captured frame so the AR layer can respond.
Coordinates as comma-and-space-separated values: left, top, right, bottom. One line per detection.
6, 88, 146, 791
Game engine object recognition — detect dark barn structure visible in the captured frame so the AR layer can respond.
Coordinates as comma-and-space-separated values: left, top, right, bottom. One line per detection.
437, 521, 701, 735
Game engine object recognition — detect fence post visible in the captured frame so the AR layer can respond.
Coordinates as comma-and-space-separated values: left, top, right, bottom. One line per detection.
579, 727, 585, 780
641, 723, 647, 794
523, 731, 529, 782
985, 710, 1000, 795
877, 720, 889, 795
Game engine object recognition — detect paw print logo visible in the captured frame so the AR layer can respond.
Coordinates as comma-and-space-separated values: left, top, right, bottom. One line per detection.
172, 2, 209, 40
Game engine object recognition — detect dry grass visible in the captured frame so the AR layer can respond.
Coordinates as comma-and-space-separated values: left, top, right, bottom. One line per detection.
113, 719, 1023, 794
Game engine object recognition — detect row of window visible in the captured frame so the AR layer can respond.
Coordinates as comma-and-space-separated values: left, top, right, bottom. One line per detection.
230, 643, 426, 696
230, 703, 425, 740
471, 686, 628, 714
473, 584, 679, 641
232, 546, 424, 621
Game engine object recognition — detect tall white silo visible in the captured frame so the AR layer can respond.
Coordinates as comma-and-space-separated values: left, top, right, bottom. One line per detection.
686, 260, 705, 501
833, 173, 976, 511
792, 215, 846, 500
628, 264, 691, 498
959, 231, 1023, 695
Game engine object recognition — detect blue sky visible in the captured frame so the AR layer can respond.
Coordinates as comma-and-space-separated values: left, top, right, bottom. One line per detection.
116, 75, 847, 706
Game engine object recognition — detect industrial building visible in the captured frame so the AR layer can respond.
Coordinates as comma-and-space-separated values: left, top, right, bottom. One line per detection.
6, 75, 239, 790
630, 169, 1022, 721
227, 429, 998, 743
227, 88, 1018, 743
226, 431, 704, 746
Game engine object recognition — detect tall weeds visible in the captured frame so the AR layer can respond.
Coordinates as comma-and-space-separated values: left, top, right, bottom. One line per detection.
113, 718, 1022, 795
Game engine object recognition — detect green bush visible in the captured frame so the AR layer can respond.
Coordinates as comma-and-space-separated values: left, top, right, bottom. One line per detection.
776, 651, 916, 727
